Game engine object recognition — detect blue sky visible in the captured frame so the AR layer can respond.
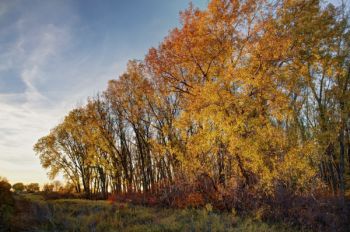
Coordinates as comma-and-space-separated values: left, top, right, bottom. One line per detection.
0, 0, 208, 185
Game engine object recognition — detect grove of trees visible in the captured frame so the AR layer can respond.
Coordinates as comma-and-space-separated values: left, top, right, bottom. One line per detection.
34, 0, 349, 228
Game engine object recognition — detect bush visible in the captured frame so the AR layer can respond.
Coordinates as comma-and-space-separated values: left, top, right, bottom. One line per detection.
25, 183, 40, 193
102, 174, 349, 231
12, 182, 25, 193
0, 179, 15, 230
262, 186, 349, 231
43, 183, 54, 193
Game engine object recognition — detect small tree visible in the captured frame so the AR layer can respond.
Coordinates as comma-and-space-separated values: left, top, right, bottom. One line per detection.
0, 178, 11, 192
43, 183, 54, 193
0, 177, 14, 227
25, 183, 40, 193
12, 183, 25, 193
60, 182, 75, 193
52, 180, 62, 192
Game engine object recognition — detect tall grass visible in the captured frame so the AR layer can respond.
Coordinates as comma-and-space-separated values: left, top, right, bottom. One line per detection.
7, 193, 304, 232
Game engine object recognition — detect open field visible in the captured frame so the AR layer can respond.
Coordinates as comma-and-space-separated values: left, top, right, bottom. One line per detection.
3, 193, 303, 232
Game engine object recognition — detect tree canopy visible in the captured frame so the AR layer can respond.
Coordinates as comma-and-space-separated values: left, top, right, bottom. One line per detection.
34, 0, 349, 210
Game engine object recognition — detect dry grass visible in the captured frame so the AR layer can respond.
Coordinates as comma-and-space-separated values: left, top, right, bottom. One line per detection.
6, 193, 304, 232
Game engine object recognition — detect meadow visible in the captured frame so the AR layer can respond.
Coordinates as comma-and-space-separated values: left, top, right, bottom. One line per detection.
3, 193, 302, 232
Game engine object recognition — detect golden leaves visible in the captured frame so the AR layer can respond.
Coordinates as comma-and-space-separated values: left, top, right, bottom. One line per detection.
35, 0, 349, 195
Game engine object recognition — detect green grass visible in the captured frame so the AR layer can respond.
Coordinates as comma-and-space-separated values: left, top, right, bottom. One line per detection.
9, 193, 303, 232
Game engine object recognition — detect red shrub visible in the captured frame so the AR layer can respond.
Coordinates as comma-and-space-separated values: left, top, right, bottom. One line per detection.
147, 196, 158, 206
107, 194, 117, 204
184, 192, 204, 208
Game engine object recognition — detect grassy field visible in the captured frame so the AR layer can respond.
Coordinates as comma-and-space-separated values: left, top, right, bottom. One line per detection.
5, 193, 305, 232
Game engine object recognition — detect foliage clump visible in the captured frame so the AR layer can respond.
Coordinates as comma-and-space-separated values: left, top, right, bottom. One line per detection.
0, 177, 15, 231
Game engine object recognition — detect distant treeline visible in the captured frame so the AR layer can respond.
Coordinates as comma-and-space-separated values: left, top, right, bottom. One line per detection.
0, 178, 69, 194
34, 0, 349, 229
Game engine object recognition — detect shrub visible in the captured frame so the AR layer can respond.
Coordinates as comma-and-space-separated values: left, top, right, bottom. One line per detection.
12, 182, 25, 193
262, 186, 349, 231
25, 183, 40, 193
107, 193, 117, 204
185, 193, 204, 208
0, 179, 15, 230
43, 183, 54, 193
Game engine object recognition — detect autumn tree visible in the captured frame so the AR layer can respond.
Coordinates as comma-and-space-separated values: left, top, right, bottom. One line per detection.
34, 1, 349, 214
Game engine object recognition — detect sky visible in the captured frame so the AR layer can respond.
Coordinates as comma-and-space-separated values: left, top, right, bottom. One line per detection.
0, 0, 208, 185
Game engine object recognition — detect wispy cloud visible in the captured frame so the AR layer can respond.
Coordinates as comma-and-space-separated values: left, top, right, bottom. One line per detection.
0, 0, 204, 185
0, 1, 76, 184
0, 0, 124, 185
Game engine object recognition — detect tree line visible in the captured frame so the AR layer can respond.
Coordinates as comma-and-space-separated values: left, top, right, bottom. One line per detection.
34, 0, 349, 206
